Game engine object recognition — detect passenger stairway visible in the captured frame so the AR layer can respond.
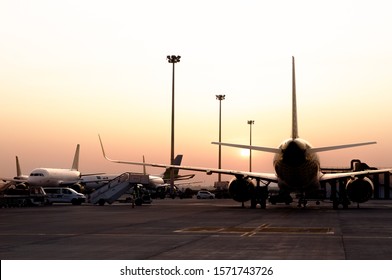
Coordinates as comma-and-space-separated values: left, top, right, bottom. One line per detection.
89, 172, 149, 206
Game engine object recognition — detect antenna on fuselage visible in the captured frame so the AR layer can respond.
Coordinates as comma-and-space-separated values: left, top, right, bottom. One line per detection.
291, 56, 299, 139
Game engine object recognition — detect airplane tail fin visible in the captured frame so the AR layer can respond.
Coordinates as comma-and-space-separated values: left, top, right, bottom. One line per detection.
143, 156, 147, 175
162, 155, 183, 179
311, 141, 377, 153
292, 56, 299, 139
13, 156, 28, 181
16, 156, 22, 178
71, 144, 80, 171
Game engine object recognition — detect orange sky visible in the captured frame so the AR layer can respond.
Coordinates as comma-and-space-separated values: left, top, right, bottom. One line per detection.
1, 0, 392, 187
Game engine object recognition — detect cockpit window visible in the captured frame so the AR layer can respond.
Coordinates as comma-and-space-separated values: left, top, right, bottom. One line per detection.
29, 173, 44, 177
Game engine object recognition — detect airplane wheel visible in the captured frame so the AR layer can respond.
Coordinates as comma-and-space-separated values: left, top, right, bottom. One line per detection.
250, 199, 256, 209
98, 199, 105, 206
135, 198, 143, 206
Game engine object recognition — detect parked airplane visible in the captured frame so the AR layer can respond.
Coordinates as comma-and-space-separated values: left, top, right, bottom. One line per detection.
1, 145, 101, 190
98, 57, 391, 209
81, 154, 194, 191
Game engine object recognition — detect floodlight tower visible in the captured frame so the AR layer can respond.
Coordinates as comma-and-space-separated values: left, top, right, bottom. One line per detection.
216, 94, 225, 182
247, 120, 255, 172
167, 55, 181, 191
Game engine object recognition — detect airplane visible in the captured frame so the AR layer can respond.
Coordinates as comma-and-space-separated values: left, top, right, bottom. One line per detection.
1, 144, 102, 191
81, 154, 195, 191
1, 145, 194, 195
98, 57, 391, 209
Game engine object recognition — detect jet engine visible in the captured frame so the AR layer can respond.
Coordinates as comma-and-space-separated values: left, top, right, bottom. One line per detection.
71, 183, 83, 193
345, 177, 373, 203
15, 183, 28, 189
228, 177, 255, 202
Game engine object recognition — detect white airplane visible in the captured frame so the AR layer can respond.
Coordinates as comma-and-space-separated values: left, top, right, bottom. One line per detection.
1, 145, 100, 189
81, 154, 195, 191
98, 57, 391, 209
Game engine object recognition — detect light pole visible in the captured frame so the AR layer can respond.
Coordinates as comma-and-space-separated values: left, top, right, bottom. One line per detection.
216, 94, 225, 182
167, 55, 181, 192
247, 120, 254, 172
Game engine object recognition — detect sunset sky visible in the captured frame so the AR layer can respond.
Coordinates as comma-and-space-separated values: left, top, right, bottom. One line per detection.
1, 0, 392, 186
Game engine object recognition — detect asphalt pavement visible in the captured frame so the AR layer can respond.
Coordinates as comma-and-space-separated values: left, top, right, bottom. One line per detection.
1, 198, 392, 259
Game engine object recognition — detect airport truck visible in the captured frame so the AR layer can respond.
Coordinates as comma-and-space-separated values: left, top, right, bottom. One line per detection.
0, 184, 47, 207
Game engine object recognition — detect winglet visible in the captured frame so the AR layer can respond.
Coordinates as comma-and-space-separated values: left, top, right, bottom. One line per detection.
71, 144, 80, 171
99, 134, 109, 160
99, 134, 118, 163
292, 56, 299, 139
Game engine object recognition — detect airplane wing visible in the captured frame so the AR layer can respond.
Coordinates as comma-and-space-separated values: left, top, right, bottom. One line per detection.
320, 169, 391, 181
99, 135, 278, 183
80, 172, 106, 177
211, 142, 280, 153
0, 177, 27, 184
58, 177, 112, 186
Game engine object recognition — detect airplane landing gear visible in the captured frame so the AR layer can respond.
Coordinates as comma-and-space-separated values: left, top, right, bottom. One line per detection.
296, 192, 308, 208
250, 191, 267, 209
250, 180, 268, 209
331, 189, 350, 209
297, 197, 307, 208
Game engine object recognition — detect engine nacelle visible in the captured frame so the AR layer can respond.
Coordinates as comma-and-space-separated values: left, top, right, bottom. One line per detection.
346, 177, 374, 203
228, 177, 255, 202
70, 183, 83, 193
15, 183, 28, 189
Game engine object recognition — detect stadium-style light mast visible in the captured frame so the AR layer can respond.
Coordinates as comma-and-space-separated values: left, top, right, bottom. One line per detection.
167, 55, 181, 192
216, 94, 225, 182
247, 120, 255, 172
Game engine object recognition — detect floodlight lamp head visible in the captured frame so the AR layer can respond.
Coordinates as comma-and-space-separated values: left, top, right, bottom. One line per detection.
215, 94, 225, 101
167, 55, 181, 63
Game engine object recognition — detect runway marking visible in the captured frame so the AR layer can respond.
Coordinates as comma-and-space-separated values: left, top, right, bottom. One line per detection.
241, 223, 269, 237
175, 224, 334, 236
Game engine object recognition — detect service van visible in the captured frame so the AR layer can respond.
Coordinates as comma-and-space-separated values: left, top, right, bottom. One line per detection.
43, 187, 86, 205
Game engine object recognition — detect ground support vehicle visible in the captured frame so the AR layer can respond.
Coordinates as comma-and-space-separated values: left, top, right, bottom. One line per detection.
0, 184, 46, 207
43, 187, 86, 205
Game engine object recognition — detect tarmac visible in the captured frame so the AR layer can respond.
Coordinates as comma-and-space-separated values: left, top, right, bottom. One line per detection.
1, 198, 392, 260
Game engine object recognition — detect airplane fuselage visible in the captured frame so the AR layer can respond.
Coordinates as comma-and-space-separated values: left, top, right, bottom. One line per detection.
27, 168, 81, 187
273, 138, 321, 194
149, 175, 165, 187
81, 173, 165, 190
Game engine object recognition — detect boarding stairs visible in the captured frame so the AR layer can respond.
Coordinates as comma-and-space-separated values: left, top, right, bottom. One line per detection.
89, 172, 149, 206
